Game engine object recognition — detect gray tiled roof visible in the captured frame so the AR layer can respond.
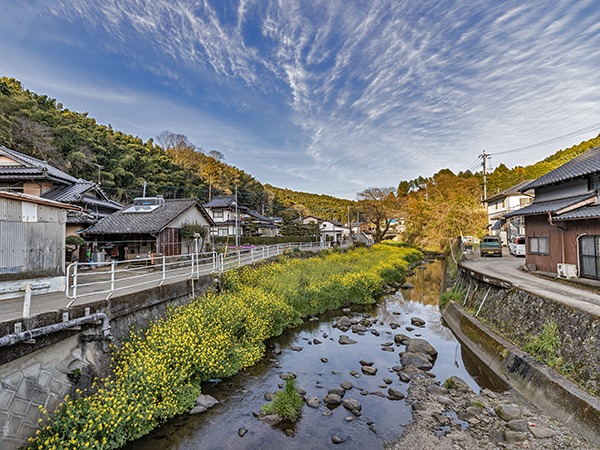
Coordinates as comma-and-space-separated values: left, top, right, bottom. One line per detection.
204, 195, 236, 208
43, 182, 122, 212
85, 198, 211, 234
0, 146, 79, 184
483, 180, 534, 203
554, 204, 600, 221
504, 193, 595, 218
523, 146, 600, 190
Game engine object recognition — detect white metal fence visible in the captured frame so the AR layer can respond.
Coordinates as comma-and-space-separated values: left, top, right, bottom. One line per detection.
65, 241, 329, 306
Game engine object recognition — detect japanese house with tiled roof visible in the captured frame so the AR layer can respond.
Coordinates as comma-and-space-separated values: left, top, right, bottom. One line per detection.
482, 180, 534, 244
505, 146, 600, 279
203, 195, 277, 237
0, 146, 122, 235
84, 196, 214, 258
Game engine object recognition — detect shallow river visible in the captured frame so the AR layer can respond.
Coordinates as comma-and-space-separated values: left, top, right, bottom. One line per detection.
123, 260, 507, 450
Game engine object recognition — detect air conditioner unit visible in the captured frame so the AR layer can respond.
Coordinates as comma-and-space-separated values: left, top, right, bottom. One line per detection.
557, 263, 577, 279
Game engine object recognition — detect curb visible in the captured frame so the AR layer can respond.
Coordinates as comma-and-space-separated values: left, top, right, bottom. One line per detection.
442, 300, 600, 445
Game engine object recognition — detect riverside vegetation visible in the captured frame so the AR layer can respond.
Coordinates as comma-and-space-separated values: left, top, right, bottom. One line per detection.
26, 244, 421, 450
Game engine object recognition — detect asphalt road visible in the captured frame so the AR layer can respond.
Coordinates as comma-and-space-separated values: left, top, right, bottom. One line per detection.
462, 247, 600, 317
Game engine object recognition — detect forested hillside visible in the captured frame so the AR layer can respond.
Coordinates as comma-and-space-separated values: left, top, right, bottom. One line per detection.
0, 77, 352, 219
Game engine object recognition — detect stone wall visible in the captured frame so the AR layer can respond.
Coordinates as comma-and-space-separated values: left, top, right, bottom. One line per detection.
0, 274, 214, 450
445, 265, 600, 444
453, 266, 600, 394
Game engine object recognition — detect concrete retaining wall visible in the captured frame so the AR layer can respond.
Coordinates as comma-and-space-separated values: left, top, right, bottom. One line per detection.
0, 274, 213, 450
444, 265, 600, 444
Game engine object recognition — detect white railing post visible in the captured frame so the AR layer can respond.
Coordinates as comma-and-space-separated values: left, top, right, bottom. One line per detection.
22, 284, 31, 318
160, 255, 166, 286
72, 263, 78, 301
108, 260, 115, 299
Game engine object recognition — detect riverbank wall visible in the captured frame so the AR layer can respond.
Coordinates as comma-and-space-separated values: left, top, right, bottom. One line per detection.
443, 263, 600, 444
0, 275, 213, 450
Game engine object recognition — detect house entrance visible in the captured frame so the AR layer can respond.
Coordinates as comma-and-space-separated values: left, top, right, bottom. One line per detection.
579, 235, 600, 279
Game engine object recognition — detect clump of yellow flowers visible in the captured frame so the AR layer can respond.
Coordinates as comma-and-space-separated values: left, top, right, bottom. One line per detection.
29, 244, 420, 449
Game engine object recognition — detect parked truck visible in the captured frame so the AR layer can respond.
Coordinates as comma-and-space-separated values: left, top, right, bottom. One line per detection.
480, 235, 502, 257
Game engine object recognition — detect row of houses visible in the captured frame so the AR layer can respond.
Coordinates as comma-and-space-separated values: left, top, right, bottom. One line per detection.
483, 145, 600, 280
0, 146, 378, 279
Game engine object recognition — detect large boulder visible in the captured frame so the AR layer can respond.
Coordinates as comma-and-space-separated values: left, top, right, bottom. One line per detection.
400, 352, 433, 370
195, 394, 219, 409
406, 338, 437, 356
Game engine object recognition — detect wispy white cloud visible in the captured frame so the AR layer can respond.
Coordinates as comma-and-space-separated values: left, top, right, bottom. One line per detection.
8, 0, 600, 197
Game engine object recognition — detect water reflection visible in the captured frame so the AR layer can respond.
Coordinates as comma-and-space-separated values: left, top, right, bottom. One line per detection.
122, 260, 507, 450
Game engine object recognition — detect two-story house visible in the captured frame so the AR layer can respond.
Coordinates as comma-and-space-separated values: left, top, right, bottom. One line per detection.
299, 215, 349, 244
505, 146, 600, 279
203, 195, 277, 237
0, 146, 121, 235
483, 180, 534, 244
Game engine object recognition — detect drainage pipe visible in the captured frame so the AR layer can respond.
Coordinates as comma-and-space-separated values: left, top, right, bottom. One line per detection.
0, 313, 111, 347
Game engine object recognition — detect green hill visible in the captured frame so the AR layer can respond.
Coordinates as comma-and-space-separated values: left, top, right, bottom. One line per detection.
0, 77, 353, 218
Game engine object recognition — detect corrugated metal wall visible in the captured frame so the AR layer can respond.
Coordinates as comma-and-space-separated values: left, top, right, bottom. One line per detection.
0, 198, 66, 279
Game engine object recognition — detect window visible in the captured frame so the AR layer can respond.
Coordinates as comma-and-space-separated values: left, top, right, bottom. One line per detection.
528, 237, 549, 255
218, 228, 227, 236
590, 174, 600, 191
213, 211, 223, 219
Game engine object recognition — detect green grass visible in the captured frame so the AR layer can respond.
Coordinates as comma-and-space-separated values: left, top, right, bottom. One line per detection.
262, 377, 304, 422
524, 322, 563, 368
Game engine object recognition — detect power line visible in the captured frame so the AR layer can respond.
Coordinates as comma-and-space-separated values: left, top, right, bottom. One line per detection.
491, 121, 600, 156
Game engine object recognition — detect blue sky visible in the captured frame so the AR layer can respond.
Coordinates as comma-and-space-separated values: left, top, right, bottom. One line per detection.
2, 0, 600, 199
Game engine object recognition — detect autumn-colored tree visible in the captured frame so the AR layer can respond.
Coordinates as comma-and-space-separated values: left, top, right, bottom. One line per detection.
403, 170, 487, 250
357, 187, 399, 244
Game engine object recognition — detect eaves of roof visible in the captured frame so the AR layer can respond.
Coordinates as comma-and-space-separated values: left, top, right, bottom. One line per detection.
504, 192, 595, 218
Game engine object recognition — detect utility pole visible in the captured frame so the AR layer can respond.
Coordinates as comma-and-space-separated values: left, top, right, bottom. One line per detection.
480, 150, 490, 202
348, 205, 352, 244
235, 185, 239, 249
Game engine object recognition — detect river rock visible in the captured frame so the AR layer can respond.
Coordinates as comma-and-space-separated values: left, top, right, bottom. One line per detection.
328, 388, 346, 398
352, 325, 368, 333
495, 404, 522, 421
446, 375, 470, 391
382, 347, 394, 352
390, 322, 400, 329
324, 394, 342, 405
401, 283, 414, 289
195, 394, 219, 409
362, 366, 377, 376
432, 414, 450, 426
342, 398, 362, 412
394, 334, 411, 345
341, 381, 353, 390
337, 316, 352, 327
466, 406, 483, 416
359, 360, 374, 366
313, 338, 322, 345
189, 406, 208, 414
437, 395, 453, 406
323, 410, 333, 416
350, 370, 360, 378
258, 412, 283, 425
388, 388, 404, 399
339, 335, 357, 345
400, 352, 433, 370
426, 385, 448, 396
406, 338, 437, 356
371, 391, 385, 397
391, 365, 402, 372
290, 346, 303, 352
273, 348, 281, 355
350, 318, 359, 325
405, 326, 415, 332
279, 372, 297, 380
381, 342, 394, 347
321, 358, 328, 363
342, 308, 351, 313
529, 425, 557, 439
332, 435, 346, 444
383, 378, 393, 384
410, 317, 426, 327
264, 392, 274, 401
238, 428, 247, 437
371, 329, 380, 336
307, 397, 321, 408
344, 416, 356, 422
507, 419, 529, 433
505, 430, 529, 442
